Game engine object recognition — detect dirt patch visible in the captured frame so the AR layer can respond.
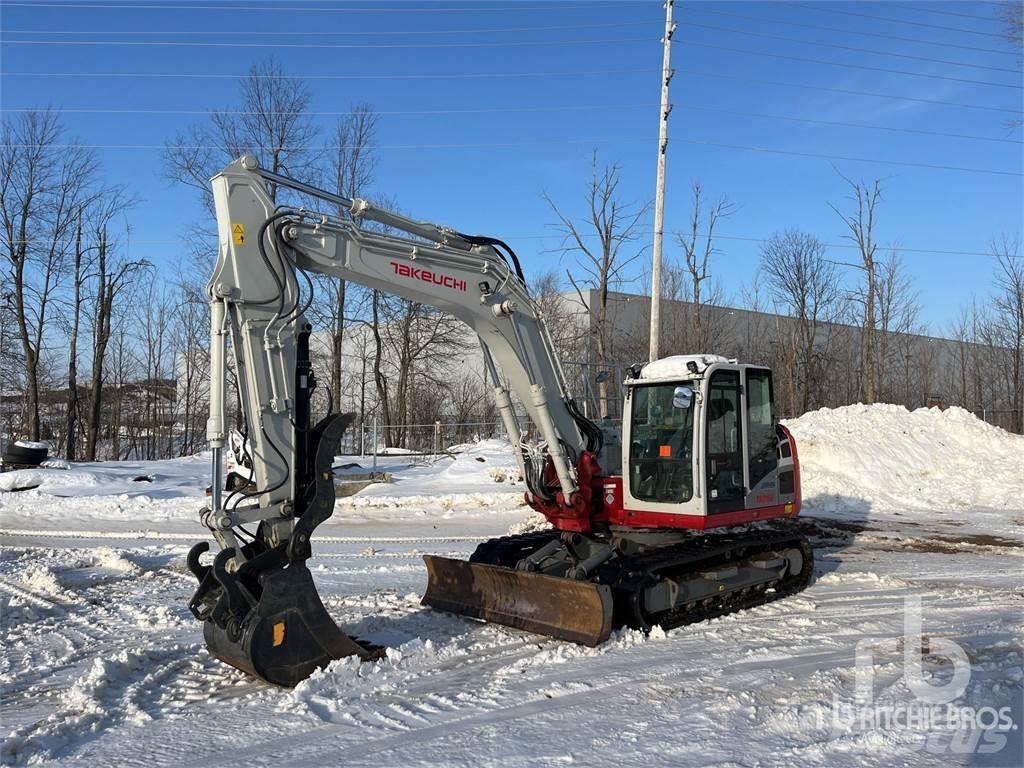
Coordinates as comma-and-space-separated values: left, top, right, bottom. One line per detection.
933, 533, 1022, 549
871, 532, 1022, 554
790, 517, 871, 543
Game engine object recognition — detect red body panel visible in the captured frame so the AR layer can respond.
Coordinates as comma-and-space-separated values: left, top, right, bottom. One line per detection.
527, 428, 802, 534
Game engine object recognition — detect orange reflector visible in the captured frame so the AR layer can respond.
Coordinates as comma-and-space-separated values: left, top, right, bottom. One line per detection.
659, 445, 672, 457
272, 621, 286, 647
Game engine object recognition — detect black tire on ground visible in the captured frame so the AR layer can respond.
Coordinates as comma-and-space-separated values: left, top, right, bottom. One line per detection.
2, 444, 48, 466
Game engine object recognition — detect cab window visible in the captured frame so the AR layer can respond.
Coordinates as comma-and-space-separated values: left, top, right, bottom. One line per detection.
746, 368, 778, 488
629, 383, 694, 503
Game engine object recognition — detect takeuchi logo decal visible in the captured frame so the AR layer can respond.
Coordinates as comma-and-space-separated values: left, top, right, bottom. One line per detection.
390, 261, 467, 292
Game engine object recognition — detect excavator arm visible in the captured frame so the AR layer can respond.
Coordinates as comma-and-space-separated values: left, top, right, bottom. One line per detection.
187, 157, 607, 685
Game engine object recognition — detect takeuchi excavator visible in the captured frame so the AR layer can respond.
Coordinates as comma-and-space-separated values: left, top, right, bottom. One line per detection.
187, 157, 813, 686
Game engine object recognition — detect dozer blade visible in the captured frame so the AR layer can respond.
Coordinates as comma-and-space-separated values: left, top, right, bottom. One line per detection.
421, 555, 614, 646
202, 561, 382, 688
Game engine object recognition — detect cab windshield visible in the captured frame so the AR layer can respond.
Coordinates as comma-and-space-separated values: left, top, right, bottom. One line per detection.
629, 382, 695, 503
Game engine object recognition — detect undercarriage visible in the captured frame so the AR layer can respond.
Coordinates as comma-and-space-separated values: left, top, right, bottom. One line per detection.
423, 527, 814, 646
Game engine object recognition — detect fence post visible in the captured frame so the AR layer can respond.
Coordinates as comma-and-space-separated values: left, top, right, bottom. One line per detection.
434, 420, 442, 459
372, 416, 378, 470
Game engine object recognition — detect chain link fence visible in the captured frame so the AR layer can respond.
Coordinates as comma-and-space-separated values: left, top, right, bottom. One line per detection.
339, 419, 509, 459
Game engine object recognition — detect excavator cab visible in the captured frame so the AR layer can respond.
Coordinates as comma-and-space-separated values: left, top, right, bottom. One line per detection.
617, 355, 799, 525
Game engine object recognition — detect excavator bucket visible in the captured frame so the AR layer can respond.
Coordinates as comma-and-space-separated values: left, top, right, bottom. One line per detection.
189, 412, 382, 688
421, 555, 614, 646
198, 559, 382, 688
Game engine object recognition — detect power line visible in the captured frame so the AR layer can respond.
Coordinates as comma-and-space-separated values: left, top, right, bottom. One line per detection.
887, 2, 1005, 24
2, 103, 1017, 146
4, 66, 1020, 115
672, 137, 1020, 178
708, 234, 1015, 261
4, 139, 1017, 177
0, 21, 653, 36
7, 20, 1008, 74
682, 68, 1022, 115
685, 40, 1022, 90
0, 67, 657, 81
680, 19, 1020, 74
0, 104, 661, 117
0, 35, 655, 49
690, 5, 1012, 56
0, 1, 648, 12
677, 105, 1020, 146
795, 1, 1008, 39
7, 231, 1009, 261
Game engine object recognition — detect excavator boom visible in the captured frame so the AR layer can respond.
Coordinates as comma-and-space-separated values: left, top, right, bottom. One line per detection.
189, 157, 609, 684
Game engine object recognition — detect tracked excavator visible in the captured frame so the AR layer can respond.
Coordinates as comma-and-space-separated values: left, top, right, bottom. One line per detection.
187, 157, 813, 686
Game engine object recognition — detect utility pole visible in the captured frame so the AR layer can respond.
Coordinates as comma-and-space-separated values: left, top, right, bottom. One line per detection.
648, 0, 676, 362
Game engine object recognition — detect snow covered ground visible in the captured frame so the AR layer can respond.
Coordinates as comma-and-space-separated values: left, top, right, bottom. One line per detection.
1, 407, 1021, 767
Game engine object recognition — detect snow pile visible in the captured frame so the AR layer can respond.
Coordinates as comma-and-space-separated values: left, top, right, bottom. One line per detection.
785, 404, 1024, 516
0, 454, 208, 498
441, 439, 522, 486
333, 439, 526, 523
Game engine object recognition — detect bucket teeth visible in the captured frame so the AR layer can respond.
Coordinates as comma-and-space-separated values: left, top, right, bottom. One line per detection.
421, 555, 614, 646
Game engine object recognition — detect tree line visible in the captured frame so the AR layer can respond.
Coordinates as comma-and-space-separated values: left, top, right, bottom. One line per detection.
2, 56, 1022, 465
537, 161, 1023, 432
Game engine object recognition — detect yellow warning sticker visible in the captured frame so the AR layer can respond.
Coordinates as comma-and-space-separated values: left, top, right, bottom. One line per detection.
273, 621, 285, 647
232, 223, 245, 246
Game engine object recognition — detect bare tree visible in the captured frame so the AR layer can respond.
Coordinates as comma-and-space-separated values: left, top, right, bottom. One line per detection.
0, 110, 99, 440
830, 172, 883, 403
676, 181, 735, 353
1001, 1, 1023, 64
992, 235, 1023, 432
875, 251, 920, 400
315, 105, 379, 413
759, 230, 840, 413
84, 195, 147, 461
163, 57, 318, 211
531, 269, 588, 365
947, 305, 974, 409
377, 295, 466, 447
369, 288, 393, 443
174, 271, 212, 456
544, 154, 649, 416
64, 210, 86, 459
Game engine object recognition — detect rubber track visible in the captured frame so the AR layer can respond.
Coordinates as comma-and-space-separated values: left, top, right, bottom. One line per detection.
615, 533, 815, 630
469, 529, 815, 634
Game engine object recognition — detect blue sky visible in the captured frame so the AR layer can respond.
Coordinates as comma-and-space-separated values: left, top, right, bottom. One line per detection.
1, 0, 1021, 335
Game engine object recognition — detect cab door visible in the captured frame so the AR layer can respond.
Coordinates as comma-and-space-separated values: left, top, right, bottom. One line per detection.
704, 369, 745, 514
743, 367, 780, 507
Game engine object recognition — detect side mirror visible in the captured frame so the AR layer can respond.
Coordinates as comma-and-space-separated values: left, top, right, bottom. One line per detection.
672, 385, 693, 409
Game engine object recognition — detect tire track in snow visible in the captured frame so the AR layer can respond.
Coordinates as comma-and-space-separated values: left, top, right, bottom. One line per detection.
194, 576, 1021, 767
